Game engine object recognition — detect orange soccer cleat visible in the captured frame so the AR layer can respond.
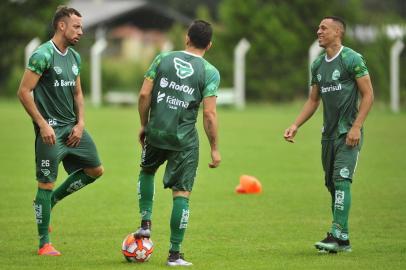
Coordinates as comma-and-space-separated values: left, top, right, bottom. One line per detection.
38, 243, 61, 256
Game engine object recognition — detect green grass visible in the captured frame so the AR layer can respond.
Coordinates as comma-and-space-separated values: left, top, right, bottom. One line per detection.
0, 99, 405, 270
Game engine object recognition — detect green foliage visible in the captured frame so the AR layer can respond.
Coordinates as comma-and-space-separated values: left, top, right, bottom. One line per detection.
101, 58, 149, 94
167, 23, 187, 51
355, 36, 392, 101
0, 0, 63, 95
214, 0, 365, 101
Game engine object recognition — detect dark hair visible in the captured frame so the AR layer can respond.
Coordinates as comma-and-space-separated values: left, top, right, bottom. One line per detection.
52, 5, 82, 30
324, 16, 346, 32
187, 20, 212, 49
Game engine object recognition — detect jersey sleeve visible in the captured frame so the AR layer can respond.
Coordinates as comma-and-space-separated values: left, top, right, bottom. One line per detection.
144, 54, 163, 81
203, 66, 220, 98
310, 56, 323, 85
351, 53, 369, 78
71, 49, 82, 75
27, 50, 51, 75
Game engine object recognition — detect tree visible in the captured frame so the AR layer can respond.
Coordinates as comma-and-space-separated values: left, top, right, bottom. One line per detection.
214, 0, 364, 100
0, 0, 63, 96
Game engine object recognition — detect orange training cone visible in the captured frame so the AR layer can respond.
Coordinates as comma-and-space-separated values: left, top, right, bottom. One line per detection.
235, 175, 262, 194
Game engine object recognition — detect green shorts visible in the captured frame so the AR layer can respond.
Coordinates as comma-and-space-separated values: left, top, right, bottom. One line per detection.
321, 133, 362, 190
140, 143, 199, 192
35, 124, 102, 183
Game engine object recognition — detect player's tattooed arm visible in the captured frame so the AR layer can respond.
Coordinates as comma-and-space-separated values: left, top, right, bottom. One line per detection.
203, 96, 221, 168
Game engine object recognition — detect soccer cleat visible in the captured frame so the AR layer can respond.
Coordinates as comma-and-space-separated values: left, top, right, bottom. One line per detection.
167, 252, 193, 267
337, 239, 352, 252
315, 232, 339, 252
134, 220, 151, 239
38, 243, 61, 256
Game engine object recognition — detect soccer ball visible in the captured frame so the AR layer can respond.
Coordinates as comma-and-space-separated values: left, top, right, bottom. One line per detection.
122, 233, 154, 262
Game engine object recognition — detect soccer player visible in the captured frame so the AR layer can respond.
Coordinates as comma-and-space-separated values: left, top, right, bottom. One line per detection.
284, 16, 374, 253
17, 6, 104, 256
135, 20, 221, 266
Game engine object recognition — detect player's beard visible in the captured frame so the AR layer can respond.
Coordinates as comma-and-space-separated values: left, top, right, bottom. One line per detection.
65, 33, 80, 47
67, 38, 79, 46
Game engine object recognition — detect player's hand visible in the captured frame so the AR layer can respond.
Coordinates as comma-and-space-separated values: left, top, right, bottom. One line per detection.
209, 149, 221, 168
284, 124, 298, 143
138, 127, 146, 148
66, 123, 84, 147
40, 123, 56, 145
346, 126, 361, 147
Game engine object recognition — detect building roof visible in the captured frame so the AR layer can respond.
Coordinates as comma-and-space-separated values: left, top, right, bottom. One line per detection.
69, 0, 191, 30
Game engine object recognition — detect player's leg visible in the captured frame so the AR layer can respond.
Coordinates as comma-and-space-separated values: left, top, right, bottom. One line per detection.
329, 134, 361, 252
34, 128, 61, 255
51, 129, 103, 208
135, 144, 166, 238
164, 148, 198, 266
315, 139, 339, 252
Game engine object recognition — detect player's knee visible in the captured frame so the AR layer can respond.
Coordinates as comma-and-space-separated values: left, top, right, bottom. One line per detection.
172, 190, 190, 198
38, 182, 55, 190
84, 166, 104, 179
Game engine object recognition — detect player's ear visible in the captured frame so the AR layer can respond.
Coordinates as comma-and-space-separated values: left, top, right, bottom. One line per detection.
205, 41, 212, 51
185, 35, 190, 47
58, 19, 66, 32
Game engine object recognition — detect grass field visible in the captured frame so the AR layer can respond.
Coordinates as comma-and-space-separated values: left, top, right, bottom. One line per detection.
0, 99, 405, 270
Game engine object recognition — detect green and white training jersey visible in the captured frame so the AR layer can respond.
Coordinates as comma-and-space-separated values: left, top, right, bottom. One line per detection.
311, 46, 369, 140
27, 40, 81, 127
144, 50, 220, 151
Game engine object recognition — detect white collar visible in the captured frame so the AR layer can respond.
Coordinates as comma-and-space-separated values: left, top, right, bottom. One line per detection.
50, 40, 68, 56
182, 50, 202, 58
325, 46, 343, 62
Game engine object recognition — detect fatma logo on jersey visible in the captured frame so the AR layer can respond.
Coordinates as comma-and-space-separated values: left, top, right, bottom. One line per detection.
157, 91, 166, 103
174, 58, 194, 79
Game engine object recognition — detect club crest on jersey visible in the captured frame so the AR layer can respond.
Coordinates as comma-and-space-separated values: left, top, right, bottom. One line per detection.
174, 57, 194, 79
53, 66, 62, 75
339, 167, 350, 178
332, 69, 340, 80
72, 64, 79, 76
317, 74, 322, 82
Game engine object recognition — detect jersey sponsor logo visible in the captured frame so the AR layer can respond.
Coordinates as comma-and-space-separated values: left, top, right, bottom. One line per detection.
160, 77, 195, 95
332, 69, 340, 80
157, 91, 166, 103
53, 66, 62, 75
53, 79, 76, 87
157, 90, 189, 109
166, 95, 189, 110
174, 57, 194, 79
72, 64, 79, 76
320, 83, 342, 93
160, 77, 169, 88
317, 74, 322, 82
